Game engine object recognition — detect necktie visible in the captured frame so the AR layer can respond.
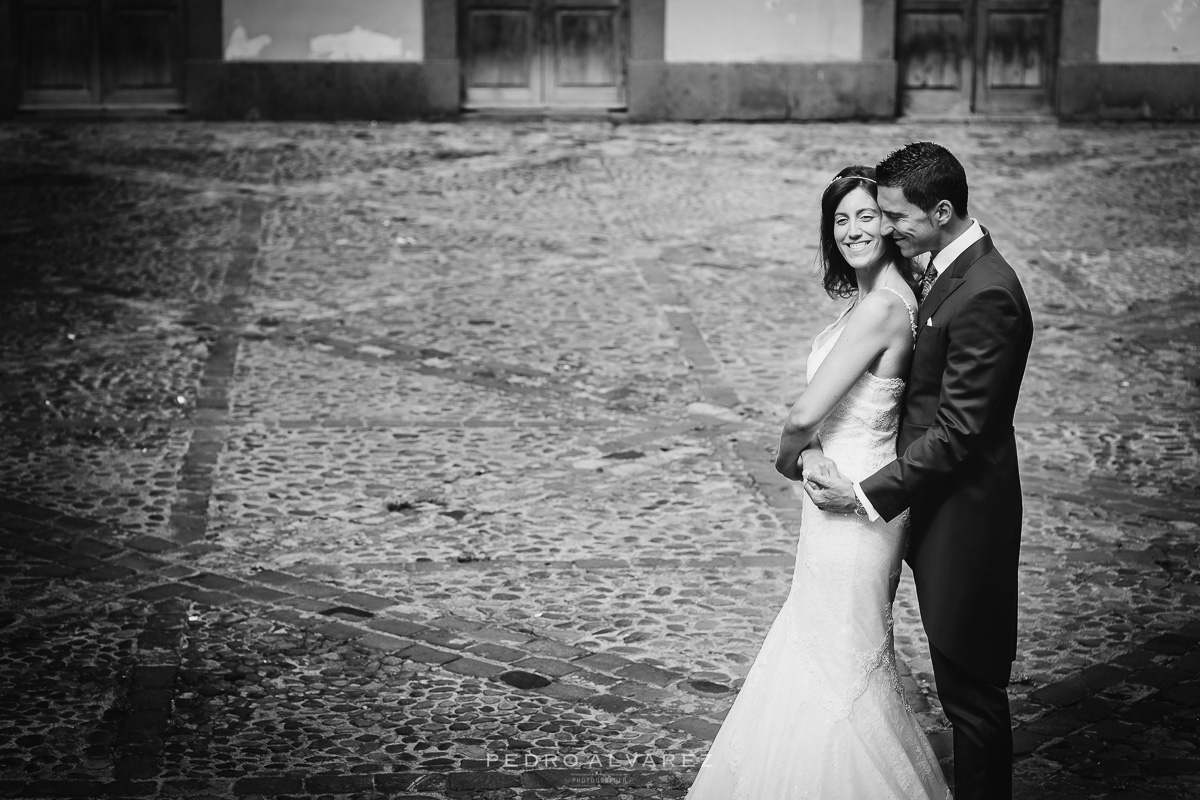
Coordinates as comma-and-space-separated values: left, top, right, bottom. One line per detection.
918, 263, 939, 302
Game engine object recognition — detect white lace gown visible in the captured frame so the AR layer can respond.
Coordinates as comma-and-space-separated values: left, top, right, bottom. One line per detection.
687, 295, 951, 800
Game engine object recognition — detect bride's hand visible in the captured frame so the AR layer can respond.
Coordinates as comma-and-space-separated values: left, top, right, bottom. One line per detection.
800, 451, 838, 483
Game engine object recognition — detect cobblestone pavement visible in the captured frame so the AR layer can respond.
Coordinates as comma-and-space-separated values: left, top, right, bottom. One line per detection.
0, 119, 1197, 799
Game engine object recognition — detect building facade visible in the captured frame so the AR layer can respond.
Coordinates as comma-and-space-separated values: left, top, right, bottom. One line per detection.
2, 0, 1198, 121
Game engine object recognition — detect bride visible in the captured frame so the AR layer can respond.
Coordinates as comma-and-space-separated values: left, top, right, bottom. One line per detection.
686, 166, 951, 799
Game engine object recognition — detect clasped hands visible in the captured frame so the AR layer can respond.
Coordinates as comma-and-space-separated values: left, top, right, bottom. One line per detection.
797, 451, 859, 514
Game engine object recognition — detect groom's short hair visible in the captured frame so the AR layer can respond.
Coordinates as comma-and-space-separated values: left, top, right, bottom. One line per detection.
876, 142, 969, 219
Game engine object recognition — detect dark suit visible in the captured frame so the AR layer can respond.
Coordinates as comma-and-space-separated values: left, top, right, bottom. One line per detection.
860, 229, 1033, 800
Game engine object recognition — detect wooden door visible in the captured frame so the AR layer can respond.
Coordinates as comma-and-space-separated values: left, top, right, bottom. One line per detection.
898, 0, 1057, 116
19, 0, 101, 106
461, 0, 625, 110
17, 0, 183, 110
973, 0, 1057, 114
103, 0, 185, 106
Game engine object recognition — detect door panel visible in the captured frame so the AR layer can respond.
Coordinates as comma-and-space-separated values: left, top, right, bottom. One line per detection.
985, 13, 1043, 86
463, 2, 539, 106
106, 1, 183, 103
544, 4, 622, 106
461, 0, 625, 110
19, 0, 99, 105
898, 2, 972, 116
975, 1, 1056, 113
467, 11, 533, 86
554, 11, 615, 85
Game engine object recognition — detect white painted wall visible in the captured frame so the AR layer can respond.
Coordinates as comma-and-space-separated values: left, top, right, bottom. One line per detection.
223, 0, 422, 61
665, 0, 863, 62
1098, 0, 1200, 62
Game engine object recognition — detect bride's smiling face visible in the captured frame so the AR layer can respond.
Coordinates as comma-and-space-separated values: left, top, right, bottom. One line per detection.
834, 187, 886, 270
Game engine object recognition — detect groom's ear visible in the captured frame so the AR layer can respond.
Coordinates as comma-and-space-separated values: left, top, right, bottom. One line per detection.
932, 199, 954, 226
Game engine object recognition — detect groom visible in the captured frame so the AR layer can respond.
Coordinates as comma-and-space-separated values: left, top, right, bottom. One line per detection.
804, 141, 1033, 800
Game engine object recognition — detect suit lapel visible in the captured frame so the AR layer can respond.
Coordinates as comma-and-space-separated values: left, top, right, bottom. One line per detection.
917, 231, 995, 325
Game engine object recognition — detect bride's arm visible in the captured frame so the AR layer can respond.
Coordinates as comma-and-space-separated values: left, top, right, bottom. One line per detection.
775, 292, 906, 480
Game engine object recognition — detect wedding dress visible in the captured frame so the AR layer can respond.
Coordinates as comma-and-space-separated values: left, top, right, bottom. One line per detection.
687, 288, 950, 800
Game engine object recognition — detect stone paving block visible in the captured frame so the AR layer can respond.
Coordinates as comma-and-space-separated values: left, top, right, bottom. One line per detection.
69, 537, 123, 558
184, 572, 246, 591
285, 579, 344, 600
305, 774, 375, 793
465, 642, 527, 663
0, 516, 57, 538
0, 537, 63, 561
372, 772, 427, 792
1160, 681, 1200, 706
447, 771, 522, 790
367, 617, 428, 637
311, 620, 366, 641
22, 779, 108, 797
1143, 633, 1196, 655
119, 708, 170, 734
531, 682, 595, 702
399, 643, 461, 665
573, 558, 628, 569
0, 498, 59, 520
127, 535, 178, 553
130, 665, 177, 689
128, 688, 174, 710
665, 716, 721, 740
81, 564, 137, 582
513, 656, 580, 678
426, 614, 485, 632
614, 662, 681, 687
137, 627, 180, 650
111, 757, 160, 781
1073, 663, 1130, 691
585, 694, 642, 714
521, 638, 589, 660
278, 595, 337, 613
127, 583, 193, 601
168, 513, 208, 541
109, 552, 169, 572
608, 680, 673, 704
330, 590, 396, 611
176, 587, 239, 607
232, 775, 304, 795
1143, 758, 1200, 776
99, 780, 156, 796
228, 583, 292, 603
25, 563, 77, 578
573, 653, 636, 674
1030, 681, 1088, 708
442, 657, 502, 678
1129, 665, 1185, 689
355, 632, 410, 653
469, 625, 534, 645
1111, 649, 1159, 669
409, 627, 473, 650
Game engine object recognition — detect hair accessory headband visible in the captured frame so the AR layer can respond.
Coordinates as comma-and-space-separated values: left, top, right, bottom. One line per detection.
831, 174, 876, 184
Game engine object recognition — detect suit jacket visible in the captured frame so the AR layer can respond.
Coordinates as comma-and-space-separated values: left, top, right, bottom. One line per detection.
860, 230, 1033, 686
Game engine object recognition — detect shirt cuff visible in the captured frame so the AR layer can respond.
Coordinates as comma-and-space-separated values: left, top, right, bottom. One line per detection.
854, 483, 882, 522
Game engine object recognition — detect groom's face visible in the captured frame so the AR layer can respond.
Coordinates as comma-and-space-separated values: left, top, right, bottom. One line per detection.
877, 185, 938, 258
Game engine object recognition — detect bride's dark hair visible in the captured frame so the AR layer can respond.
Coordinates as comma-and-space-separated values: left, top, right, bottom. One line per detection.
818, 165, 919, 299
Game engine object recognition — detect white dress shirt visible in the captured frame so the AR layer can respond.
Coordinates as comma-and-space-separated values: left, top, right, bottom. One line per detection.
851, 219, 984, 522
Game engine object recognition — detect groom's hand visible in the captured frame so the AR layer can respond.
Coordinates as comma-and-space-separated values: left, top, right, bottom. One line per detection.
802, 470, 859, 514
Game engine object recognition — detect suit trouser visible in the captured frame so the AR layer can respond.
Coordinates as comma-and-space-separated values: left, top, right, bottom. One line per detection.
930, 643, 1012, 800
